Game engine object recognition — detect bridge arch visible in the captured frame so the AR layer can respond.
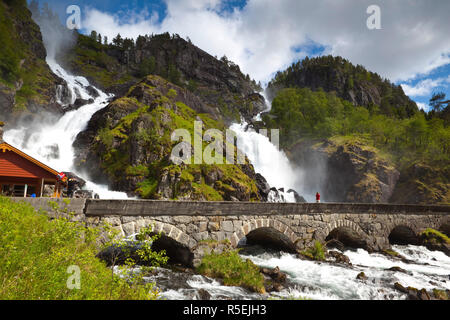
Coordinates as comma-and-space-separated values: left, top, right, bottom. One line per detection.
388, 224, 419, 245
134, 219, 197, 267
230, 218, 297, 252
321, 219, 370, 249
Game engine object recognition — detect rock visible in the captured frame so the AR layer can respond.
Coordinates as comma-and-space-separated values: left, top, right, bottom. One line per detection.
432, 289, 449, 300
197, 289, 211, 300
418, 289, 431, 300
85, 85, 100, 98
66, 98, 95, 111
0, 83, 16, 121
287, 189, 307, 203
288, 139, 400, 203
422, 243, 450, 257
255, 173, 270, 201
390, 163, 450, 205
266, 55, 416, 115
394, 284, 433, 300
387, 266, 408, 274
0, 2, 66, 122
261, 266, 286, 293
394, 282, 408, 294
72, 190, 99, 199
356, 272, 368, 281
260, 266, 287, 283
327, 250, 351, 265
325, 239, 345, 251
271, 282, 284, 292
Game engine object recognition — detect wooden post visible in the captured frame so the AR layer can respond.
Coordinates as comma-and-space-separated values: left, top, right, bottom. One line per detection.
40, 178, 44, 197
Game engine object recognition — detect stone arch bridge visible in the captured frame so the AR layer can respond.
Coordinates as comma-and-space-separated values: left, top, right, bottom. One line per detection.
16, 198, 450, 266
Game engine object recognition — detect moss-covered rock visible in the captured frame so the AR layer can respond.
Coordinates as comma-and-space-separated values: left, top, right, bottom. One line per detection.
390, 162, 450, 205
418, 228, 450, 256
74, 75, 264, 201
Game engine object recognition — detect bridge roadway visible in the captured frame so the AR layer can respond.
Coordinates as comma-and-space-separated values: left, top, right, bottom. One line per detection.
15, 198, 450, 266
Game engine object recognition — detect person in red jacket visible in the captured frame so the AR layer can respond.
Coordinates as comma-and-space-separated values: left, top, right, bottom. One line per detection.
316, 192, 321, 203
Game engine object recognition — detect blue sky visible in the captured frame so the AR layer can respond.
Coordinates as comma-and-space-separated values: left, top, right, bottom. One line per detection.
30, 0, 450, 111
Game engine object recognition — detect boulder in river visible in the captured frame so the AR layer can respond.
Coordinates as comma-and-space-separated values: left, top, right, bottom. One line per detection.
356, 272, 368, 281
197, 289, 211, 300
326, 250, 351, 265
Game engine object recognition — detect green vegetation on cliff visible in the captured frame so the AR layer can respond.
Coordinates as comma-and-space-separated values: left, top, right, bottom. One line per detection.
0, 196, 159, 299
264, 87, 449, 165
264, 86, 450, 204
64, 33, 136, 89
0, 0, 58, 112
268, 55, 418, 118
74, 75, 262, 201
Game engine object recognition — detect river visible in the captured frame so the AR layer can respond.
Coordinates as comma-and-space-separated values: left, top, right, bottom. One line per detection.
148, 244, 450, 300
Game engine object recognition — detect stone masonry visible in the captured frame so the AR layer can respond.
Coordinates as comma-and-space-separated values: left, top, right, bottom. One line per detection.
14, 198, 450, 266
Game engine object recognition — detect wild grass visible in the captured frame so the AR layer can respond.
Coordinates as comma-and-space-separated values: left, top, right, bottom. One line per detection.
0, 196, 162, 299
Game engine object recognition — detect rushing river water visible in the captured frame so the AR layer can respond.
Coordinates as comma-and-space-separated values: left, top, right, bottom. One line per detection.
144, 244, 450, 300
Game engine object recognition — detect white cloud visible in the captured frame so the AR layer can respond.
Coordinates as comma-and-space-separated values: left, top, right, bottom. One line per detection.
401, 77, 447, 97
82, 0, 450, 84
415, 102, 429, 111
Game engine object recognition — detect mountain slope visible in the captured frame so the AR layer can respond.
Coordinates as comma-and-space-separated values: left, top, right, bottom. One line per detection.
62, 32, 265, 125
263, 79, 449, 204
267, 55, 418, 119
0, 0, 63, 122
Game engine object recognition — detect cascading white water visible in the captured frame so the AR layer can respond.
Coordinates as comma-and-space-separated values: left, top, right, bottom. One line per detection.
4, 59, 128, 199
229, 92, 312, 202
229, 121, 299, 202
149, 244, 450, 300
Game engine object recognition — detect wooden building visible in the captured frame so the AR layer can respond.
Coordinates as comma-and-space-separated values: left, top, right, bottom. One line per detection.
0, 122, 63, 198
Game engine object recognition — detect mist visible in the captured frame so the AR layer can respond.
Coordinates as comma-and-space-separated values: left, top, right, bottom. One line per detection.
28, 1, 77, 61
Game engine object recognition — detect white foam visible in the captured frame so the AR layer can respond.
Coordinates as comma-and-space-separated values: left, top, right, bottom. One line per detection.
4, 60, 128, 199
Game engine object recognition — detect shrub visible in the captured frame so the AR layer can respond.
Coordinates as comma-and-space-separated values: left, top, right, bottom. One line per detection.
196, 249, 265, 293
419, 228, 450, 245
301, 241, 326, 261
0, 196, 160, 299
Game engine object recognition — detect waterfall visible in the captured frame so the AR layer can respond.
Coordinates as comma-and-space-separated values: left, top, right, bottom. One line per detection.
4, 60, 128, 199
228, 92, 313, 203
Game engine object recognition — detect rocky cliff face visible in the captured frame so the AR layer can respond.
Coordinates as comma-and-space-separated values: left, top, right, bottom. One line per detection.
390, 163, 450, 205
0, 1, 65, 123
63, 33, 265, 125
73, 75, 268, 201
288, 137, 400, 203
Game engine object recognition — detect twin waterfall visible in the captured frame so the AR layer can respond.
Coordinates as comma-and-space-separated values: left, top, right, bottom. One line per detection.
4, 61, 301, 201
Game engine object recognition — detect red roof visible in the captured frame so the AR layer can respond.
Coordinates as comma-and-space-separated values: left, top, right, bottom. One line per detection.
0, 142, 59, 180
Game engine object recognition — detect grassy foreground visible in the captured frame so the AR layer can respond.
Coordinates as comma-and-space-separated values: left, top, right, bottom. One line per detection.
0, 196, 158, 300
